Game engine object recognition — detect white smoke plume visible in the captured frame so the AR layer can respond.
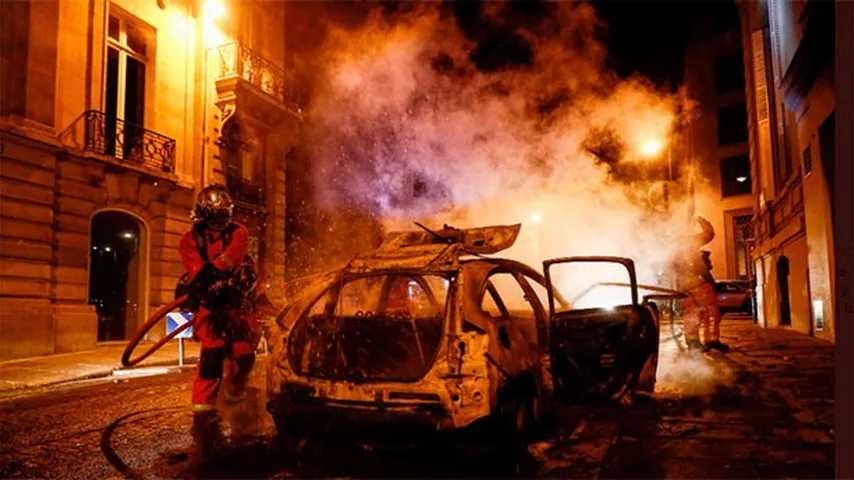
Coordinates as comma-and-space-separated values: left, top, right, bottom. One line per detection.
302, 2, 704, 295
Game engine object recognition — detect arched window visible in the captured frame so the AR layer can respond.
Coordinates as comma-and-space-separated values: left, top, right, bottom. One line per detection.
221, 118, 263, 206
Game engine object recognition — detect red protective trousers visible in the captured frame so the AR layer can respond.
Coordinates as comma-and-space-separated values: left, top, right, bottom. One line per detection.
179, 222, 259, 410
682, 282, 721, 344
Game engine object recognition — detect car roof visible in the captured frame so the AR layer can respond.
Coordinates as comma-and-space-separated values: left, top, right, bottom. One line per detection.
343, 224, 522, 274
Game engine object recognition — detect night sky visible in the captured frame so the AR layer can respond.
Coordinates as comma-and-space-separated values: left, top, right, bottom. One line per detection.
284, 0, 741, 93
592, 0, 741, 89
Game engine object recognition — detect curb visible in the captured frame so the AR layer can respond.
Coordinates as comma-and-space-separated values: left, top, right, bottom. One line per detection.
1, 351, 270, 397
0, 357, 201, 396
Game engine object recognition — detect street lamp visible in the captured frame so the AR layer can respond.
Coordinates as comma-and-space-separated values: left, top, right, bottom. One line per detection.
202, 0, 225, 19
640, 137, 674, 210
639, 139, 664, 159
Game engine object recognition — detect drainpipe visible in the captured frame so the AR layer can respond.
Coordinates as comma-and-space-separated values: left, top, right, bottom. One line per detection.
200, 30, 209, 187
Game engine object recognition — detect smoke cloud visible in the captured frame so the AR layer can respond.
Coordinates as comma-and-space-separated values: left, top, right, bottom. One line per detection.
299, 2, 703, 293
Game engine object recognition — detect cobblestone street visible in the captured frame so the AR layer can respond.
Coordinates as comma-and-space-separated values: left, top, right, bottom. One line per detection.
0, 315, 835, 479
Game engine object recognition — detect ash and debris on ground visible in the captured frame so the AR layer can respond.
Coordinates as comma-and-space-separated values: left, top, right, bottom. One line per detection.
0, 316, 835, 479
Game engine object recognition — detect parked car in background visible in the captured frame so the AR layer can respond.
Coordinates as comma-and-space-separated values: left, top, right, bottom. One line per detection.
714, 280, 754, 315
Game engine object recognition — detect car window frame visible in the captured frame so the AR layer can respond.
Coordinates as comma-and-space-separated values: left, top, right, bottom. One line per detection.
478, 269, 538, 321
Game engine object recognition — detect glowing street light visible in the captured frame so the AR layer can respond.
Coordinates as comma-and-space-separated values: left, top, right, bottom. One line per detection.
123, 232, 134, 239
104, 246, 112, 252
202, 0, 225, 19
736, 176, 748, 183
639, 139, 664, 159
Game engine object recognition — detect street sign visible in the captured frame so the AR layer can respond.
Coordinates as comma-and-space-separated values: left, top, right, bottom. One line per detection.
166, 311, 193, 339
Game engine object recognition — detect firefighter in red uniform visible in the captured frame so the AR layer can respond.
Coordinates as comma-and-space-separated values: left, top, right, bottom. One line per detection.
673, 216, 729, 352
178, 185, 261, 448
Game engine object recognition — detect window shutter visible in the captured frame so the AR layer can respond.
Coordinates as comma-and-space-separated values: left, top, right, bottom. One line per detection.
752, 30, 770, 123
803, 144, 812, 174
751, 28, 776, 202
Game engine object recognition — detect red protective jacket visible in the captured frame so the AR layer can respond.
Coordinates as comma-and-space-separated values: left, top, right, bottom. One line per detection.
179, 222, 250, 281
673, 217, 716, 291
178, 222, 257, 348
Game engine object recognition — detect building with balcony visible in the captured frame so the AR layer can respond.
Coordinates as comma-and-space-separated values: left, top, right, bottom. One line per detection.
736, 0, 835, 341
683, 8, 756, 283
0, 0, 300, 361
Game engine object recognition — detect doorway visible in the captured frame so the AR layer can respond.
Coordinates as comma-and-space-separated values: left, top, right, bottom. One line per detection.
776, 255, 791, 326
88, 211, 145, 341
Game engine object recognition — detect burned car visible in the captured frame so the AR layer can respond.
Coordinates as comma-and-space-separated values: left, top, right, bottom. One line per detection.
265, 224, 660, 449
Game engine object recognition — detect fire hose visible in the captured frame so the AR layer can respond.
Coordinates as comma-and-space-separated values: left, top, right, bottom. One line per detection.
121, 294, 194, 368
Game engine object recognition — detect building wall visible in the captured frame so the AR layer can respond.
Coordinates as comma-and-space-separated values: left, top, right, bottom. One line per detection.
737, 0, 835, 342
791, 63, 835, 341
1, 0, 299, 360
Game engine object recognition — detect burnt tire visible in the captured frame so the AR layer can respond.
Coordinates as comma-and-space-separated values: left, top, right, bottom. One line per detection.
492, 387, 538, 476
272, 414, 313, 459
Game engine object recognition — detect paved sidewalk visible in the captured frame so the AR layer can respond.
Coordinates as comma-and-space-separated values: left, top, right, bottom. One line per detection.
0, 340, 201, 393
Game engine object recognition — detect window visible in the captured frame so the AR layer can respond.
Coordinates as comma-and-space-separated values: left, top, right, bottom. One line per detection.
288, 273, 449, 382
521, 274, 550, 313
732, 214, 753, 280
717, 102, 749, 145
104, 9, 150, 159
481, 272, 536, 319
713, 51, 746, 94
721, 154, 752, 197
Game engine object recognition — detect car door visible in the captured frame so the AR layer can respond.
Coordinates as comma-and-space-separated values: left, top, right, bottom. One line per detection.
479, 270, 541, 377
542, 256, 659, 403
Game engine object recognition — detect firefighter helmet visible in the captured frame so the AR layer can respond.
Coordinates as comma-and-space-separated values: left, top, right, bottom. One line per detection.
193, 184, 234, 231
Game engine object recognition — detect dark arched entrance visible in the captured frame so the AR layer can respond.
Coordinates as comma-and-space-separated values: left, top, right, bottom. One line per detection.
776, 255, 791, 326
88, 211, 145, 341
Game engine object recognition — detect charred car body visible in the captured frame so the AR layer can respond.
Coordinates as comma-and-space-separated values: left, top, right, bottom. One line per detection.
266, 224, 661, 447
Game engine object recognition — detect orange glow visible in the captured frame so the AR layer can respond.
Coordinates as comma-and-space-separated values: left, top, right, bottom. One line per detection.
529, 211, 543, 224
639, 139, 664, 158
203, 0, 225, 19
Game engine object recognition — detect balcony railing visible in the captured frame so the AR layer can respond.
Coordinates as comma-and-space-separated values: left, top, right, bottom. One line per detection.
217, 42, 295, 106
226, 175, 265, 209
60, 110, 176, 174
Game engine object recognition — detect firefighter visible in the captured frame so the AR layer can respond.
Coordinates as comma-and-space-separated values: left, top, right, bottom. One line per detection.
178, 185, 261, 450
673, 216, 729, 352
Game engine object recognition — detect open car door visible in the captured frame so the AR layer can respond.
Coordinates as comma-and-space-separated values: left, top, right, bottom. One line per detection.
543, 256, 660, 403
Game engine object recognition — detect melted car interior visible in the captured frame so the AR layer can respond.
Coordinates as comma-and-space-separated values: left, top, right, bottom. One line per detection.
287, 273, 450, 383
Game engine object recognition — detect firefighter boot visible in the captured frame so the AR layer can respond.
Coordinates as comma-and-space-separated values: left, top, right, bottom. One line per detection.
190, 408, 225, 460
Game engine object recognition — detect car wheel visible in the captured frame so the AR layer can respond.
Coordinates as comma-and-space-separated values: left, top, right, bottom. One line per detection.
272, 414, 312, 458
493, 388, 534, 475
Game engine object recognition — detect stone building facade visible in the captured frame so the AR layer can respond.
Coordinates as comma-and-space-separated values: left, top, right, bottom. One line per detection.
736, 0, 835, 341
0, 0, 300, 361
683, 16, 756, 283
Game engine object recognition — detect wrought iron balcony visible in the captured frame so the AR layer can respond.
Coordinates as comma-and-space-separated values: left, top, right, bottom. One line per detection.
226, 174, 265, 209
59, 110, 176, 174
217, 42, 295, 106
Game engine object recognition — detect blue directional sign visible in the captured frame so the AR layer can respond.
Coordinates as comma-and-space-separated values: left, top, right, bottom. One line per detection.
166, 311, 193, 339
